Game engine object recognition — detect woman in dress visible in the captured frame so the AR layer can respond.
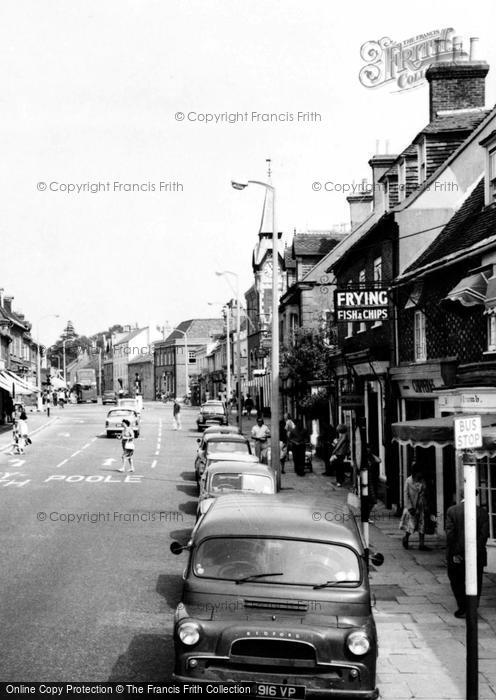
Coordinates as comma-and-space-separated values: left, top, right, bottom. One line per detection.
118, 418, 135, 473
400, 465, 431, 551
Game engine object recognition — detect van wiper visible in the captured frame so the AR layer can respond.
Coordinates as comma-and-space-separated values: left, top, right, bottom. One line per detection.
313, 579, 360, 589
235, 572, 284, 585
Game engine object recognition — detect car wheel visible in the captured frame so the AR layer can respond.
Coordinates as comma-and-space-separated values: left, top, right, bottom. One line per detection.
107, 431, 112, 438
135, 431, 140, 438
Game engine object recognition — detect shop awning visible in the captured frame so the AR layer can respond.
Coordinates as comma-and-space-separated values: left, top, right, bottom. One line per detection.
1, 370, 39, 395
391, 413, 496, 457
0, 371, 13, 393
444, 272, 488, 307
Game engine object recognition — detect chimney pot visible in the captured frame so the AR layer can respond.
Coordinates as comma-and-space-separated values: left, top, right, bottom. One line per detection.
470, 37, 479, 61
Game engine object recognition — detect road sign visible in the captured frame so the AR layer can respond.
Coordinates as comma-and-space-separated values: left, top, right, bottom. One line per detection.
454, 415, 482, 450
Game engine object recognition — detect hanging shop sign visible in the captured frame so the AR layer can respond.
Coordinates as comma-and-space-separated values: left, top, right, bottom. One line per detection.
334, 288, 389, 322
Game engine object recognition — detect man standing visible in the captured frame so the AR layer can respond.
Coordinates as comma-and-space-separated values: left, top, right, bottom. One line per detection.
251, 416, 270, 461
446, 491, 489, 618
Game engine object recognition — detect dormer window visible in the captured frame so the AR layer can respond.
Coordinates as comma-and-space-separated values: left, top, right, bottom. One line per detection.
479, 131, 496, 206
489, 148, 496, 204
418, 140, 427, 184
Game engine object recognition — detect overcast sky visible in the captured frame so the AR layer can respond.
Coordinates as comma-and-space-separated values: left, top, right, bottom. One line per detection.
1, 0, 496, 344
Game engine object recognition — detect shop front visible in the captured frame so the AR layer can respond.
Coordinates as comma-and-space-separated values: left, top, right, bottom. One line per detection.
391, 408, 496, 571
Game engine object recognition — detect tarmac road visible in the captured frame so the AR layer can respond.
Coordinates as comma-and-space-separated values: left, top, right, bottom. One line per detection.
0, 401, 198, 682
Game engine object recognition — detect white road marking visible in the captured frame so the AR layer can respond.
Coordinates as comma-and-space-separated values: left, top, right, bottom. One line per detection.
8, 459, 26, 467
57, 432, 71, 437
81, 442, 91, 449
70, 450, 81, 458
56, 459, 68, 468
102, 458, 117, 466
155, 450, 159, 455
151, 460, 157, 469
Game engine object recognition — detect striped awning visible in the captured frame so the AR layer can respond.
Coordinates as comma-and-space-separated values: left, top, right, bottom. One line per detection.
392, 413, 496, 457
0, 370, 39, 395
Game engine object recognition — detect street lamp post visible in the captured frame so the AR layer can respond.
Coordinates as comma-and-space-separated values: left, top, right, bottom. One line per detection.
216, 272, 242, 433
36, 314, 60, 411
62, 339, 67, 385
231, 173, 280, 488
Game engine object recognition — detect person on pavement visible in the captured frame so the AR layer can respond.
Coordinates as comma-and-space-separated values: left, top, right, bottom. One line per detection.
172, 399, 182, 430
244, 394, 254, 418
329, 424, 349, 486
287, 420, 308, 477
400, 466, 432, 551
446, 490, 489, 618
251, 416, 271, 461
118, 419, 135, 473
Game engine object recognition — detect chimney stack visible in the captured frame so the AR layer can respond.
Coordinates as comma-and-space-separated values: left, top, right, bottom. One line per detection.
347, 192, 373, 231
368, 154, 398, 211
426, 37, 489, 121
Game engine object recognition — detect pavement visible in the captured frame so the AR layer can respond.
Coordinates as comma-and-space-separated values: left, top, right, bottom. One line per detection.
0, 410, 59, 452
237, 412, 496, 699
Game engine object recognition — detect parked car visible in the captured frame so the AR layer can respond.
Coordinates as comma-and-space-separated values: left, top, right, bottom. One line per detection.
105, 408, 140, 438
197, 461, 276, 518
196, 401, 228, 431
102, 390, 117, 405
170, 495, 383, 698
194, 434, 252, 483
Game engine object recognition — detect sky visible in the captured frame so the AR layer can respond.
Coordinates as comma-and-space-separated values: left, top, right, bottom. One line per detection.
1, 0, 496, 344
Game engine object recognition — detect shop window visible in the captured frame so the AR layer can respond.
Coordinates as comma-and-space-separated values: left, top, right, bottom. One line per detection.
188, 350, 196, 365
478, 457, 496, 540
487, 315, 496, 352
414, 310, 427, 362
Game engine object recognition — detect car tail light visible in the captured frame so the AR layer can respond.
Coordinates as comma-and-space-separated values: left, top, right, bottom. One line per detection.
178, 621, 201, 646
347, 631, 371, 656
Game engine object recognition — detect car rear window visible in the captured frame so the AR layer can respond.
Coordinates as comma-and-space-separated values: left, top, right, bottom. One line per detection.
210, 473, 273, 494
108, 410, 135, 417
193, 537, 360, 586
206, 441, 249, 453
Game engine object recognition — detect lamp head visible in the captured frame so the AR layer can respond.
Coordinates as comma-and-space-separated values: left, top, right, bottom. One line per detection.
231, 180, 248, 190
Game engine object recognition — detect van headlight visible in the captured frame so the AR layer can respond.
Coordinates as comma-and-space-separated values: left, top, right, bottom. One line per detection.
178, 621, 201, 646
347, 631, 370, 656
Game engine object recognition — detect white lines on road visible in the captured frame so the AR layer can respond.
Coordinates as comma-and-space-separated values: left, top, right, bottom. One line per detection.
81, 442, 92, 450
56, 459, 68, 468
151, 460, 157, 469
70, 450, 81, 458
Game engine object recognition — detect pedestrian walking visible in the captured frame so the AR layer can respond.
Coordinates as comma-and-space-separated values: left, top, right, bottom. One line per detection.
365, 444, 381, 519
251, 416, 271, 461
279, 418, 288, 474
6, 420, 22, 455
244, 394, 254, 418
57, 389, 66, 408
329, 424, 350, 486
52, 389, 58, 407
288, 420, 308, 477
399, 466, 433, 550
17, 411, 30, 453
172, 399, 182, 430
320, 423, 336, 476
446, 490, 489, 618
117, 419, 135, 473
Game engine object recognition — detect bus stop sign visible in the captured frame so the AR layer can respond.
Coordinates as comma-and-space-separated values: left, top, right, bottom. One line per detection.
454, 415, 482, 450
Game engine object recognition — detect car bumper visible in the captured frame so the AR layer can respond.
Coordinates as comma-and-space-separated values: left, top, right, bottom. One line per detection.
173, 673, 378, 699
173, 655, 378, 699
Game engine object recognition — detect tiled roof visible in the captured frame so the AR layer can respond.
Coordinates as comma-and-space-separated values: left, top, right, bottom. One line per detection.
402, 178, 494, 276
292, 233, 346, 257
419, 110, 490, 135
165, 318, 224, 343
128, 353, 153, 364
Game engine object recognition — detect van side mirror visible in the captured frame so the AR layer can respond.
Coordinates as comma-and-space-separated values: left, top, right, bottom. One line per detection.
370, 552, 384, 567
